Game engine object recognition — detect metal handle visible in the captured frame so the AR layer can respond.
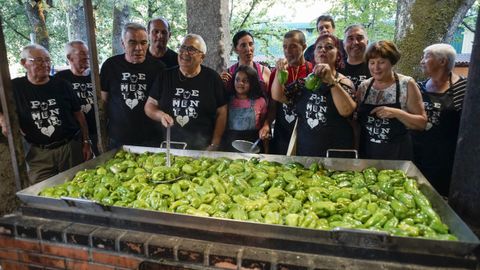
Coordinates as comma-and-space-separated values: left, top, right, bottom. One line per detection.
166, 126, 171, 167
160, 141, 187, 150
326, 149, 358, 159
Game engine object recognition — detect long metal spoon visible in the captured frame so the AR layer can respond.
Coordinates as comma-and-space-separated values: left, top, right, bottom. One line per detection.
166, 125, 171, 167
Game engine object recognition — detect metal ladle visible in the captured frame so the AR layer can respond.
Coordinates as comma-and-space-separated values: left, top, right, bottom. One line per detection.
231, 138, 261, 154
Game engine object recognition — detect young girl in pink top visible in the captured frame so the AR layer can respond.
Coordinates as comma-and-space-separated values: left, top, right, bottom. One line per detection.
221, 65, 268, 152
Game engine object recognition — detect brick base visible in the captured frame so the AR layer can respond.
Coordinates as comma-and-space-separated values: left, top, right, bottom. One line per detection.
0, 213, 478, 270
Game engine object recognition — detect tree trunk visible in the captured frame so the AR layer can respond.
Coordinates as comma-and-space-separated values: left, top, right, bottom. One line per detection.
449, 5, 480, 234
112, 1, 130, 56
24, 0, 49, 49
66, 1, 87, 42
186, 0, 230, 73
395, 0, 475, 80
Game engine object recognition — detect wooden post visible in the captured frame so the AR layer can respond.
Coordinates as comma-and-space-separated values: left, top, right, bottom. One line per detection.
449, 6, 480, 233
83, 0, 108, 153
0, 14, 29, 191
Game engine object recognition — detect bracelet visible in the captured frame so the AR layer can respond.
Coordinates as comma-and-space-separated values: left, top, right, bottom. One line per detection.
83, 139, 92, 144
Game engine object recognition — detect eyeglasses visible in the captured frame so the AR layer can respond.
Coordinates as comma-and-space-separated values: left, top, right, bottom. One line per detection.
178, 45, 203, 55
26, 57, 51, 65
315, 44, 336, 52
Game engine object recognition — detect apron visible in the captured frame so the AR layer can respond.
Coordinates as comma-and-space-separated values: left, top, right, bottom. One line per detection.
296, 74, 353, 157
358, 73, 413, 160
270, 63, 311, 155
412, 76, 462, 196
222, 98, 260, 152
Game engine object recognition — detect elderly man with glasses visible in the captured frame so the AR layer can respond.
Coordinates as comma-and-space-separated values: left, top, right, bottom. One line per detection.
145, 34, 227, 151
100, 22, 166, 149
0, 44, 91, 185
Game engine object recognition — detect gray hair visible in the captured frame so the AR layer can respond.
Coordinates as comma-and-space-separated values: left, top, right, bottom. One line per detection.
423, 43, 456, 72
147, 17, 171, 33
20, 44, 49, 59
64, 40, 87, 57
121, 22, 147, 41
344, 24, 368, 39
182, 34, 207, 54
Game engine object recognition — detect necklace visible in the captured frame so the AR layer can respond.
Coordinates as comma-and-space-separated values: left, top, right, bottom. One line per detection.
289, 65, 300, 82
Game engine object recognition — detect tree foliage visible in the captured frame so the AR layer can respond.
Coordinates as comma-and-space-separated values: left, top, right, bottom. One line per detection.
326, 0, 397, 42
0, 0, 477, 72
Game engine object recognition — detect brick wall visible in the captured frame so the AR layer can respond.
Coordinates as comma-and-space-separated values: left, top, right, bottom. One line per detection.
0, 214, 477, 270
0, 214, 317, 270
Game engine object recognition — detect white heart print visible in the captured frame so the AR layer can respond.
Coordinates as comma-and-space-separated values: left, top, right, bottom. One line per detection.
307, 118, 319, 129
125, 99, 139, 109
176, 115, 189, 127
285, 114, 295, 123
41, 126, 55, 137
81, 104, 92, 113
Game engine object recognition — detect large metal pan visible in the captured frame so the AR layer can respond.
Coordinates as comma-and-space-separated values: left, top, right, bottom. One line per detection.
16, 145, 479, 259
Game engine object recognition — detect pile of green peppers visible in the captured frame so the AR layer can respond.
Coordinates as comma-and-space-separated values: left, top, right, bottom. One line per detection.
39, 150, 457, 241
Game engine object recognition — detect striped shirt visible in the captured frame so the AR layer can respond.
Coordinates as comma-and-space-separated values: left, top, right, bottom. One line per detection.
451, 76, 467, 111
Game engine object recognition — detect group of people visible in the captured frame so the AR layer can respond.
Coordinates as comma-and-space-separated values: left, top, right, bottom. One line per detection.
0, 15, 467, 197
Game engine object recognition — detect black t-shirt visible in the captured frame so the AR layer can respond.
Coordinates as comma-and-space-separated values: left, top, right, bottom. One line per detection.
338, 61, 371, 90
55, 69, 97, 135
12, 76, 81, 145
146, 48, 179, 68
149, 66, 227, 150
100, 54, 165, 145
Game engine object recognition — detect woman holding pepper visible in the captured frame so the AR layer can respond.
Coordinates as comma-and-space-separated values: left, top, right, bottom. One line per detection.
271, 33, 356, 157
356, 41, 426, 160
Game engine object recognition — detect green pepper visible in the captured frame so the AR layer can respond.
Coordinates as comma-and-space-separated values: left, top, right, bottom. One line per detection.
285, 213, 300, 227
264, 212, 282, 225
398, 222, 420, 237
429, 219, 449, 234
316, 218, 330, 230
169, 199, 189, 211
351, 173, 367, 189
383, 216, 399, 229
267, 187, 286, 200
329, 188, 351, 202
284, 197, 302, 214
362, 167, 378, 185
294, 190, 307, 202
186, 208, 209, 217
393, 190, 416, 208
229, 205, 248, 220
300, 211, 318, 228
277, 69, 289, 85
311, 201, 337, 217
390, 198, 408, 219
364, 210, 388, 228
304, 73, 321, 91
248, 211, 264, 222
